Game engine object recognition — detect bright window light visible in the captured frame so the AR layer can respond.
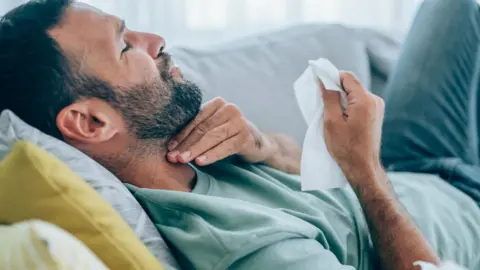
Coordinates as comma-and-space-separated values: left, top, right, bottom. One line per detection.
246, 0, 286, 25
302, 0, 338, 22
186, 0, 228, 30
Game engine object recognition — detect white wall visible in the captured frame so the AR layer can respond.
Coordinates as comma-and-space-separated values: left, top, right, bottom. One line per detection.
2, 0, 425, 47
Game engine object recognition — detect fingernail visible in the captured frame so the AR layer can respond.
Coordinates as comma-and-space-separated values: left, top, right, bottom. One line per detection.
168, 150, 179, 158
197, 156, 208, 164
180, 151, 191, 161
168, 141, 178, 151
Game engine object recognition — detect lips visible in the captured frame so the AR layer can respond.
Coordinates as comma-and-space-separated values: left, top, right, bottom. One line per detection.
168, 60, 176, 73
168, 57, 178, 74
170, 66, 181, 76
157, 52, 183, 79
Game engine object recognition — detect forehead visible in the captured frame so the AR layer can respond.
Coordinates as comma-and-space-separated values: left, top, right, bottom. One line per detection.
49, 2, 120, 66
52, 2, 118, 40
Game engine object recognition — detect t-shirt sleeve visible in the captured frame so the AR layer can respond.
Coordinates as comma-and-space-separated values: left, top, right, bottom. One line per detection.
229, 238, 356, 270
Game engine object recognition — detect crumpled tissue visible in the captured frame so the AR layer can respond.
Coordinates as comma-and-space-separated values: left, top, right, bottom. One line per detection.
294, 58, 348, 191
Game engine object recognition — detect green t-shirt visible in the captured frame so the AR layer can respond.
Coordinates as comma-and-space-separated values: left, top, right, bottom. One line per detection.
127, 161, 480, 270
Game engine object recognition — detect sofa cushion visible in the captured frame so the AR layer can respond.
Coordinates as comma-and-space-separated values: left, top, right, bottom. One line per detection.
0, 110, 179, 270
171, 24, 372, 144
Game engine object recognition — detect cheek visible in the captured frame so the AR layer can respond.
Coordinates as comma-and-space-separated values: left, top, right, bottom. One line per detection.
124, 53, 159, 85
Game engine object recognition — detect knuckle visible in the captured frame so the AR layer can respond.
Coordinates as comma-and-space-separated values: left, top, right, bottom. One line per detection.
194, 124, 209, 135
343, 71, 362, 87
213, 97, 226, 106
191, 116, 203, 126
342, 71, 356, 81
366, 94, 377, 105
239, 118, 252, 134
343, 71, 355, 77
224, 103, 241, 115
238, 116, 249, 127
231, 115, 248, 130
368, 94, 384, 107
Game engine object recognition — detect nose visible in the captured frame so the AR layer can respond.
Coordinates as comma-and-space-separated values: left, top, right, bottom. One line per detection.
126, 31, 166, 59
147, 33, 166, 59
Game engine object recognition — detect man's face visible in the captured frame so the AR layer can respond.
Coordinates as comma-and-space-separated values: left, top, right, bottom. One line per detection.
50, 2, 202, 142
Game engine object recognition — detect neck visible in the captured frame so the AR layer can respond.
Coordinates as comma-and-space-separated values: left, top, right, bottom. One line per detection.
98, 146, 196, 192
121, 154, 196, 192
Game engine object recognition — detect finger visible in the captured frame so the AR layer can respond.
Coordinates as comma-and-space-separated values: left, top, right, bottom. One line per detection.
194, 132, 249, 166
340, 72, 368, 97
173, 103, 240, 154
319, 79, 343, 119
176, 120, 241, 163
168, 97, 225, 151
167, 150, 181, 163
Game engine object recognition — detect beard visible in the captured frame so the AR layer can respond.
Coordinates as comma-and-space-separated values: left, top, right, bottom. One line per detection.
106, 55, 203, 144
113, 77, 203, 142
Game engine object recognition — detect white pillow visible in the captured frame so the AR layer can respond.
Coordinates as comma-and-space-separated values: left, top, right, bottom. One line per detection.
0, 110, 179, 270
0, 220, 108, 270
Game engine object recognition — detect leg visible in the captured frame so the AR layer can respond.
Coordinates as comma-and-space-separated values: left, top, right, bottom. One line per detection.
381, 0, 480, 166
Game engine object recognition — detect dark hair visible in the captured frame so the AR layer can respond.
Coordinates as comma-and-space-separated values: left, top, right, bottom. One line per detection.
0, 0, 77, 139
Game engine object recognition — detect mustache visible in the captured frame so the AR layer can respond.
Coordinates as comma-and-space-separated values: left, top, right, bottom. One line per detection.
158, 53, 173, 80
160, 53, 172, 71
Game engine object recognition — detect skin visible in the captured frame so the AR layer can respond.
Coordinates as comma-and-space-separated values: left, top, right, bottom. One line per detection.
321, 72, 440, 270
49, 2, 300, 192
49, 3, 439, 268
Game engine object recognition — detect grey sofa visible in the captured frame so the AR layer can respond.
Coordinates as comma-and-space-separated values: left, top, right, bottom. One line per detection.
170, 24, 401, 145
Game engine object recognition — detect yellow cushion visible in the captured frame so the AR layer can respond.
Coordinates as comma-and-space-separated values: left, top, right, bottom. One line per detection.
0, 141, 163, 270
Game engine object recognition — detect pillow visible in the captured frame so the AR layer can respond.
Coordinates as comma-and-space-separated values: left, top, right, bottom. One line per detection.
0, 141, 163, 270
0, 110, 179, 269
0, 220, 108, 270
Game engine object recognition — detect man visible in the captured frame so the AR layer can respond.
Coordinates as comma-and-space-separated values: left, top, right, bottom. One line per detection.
0, 0, 479, 269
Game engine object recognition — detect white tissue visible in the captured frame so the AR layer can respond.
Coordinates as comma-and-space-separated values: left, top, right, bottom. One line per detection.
294, 58, 348, 191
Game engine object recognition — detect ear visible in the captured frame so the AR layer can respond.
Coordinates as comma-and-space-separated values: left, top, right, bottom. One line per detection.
57, 99, 123, 144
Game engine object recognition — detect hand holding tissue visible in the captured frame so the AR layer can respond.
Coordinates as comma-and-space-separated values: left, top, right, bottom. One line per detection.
294, 58, 348, 191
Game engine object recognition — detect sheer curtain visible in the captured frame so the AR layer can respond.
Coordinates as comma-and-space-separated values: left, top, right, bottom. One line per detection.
1, 0, 425, 47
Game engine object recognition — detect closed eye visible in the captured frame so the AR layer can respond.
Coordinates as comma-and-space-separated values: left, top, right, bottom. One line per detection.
121, 44, 131, 54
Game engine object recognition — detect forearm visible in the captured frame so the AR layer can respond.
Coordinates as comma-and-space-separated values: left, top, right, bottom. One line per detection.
351, 165, 440, 270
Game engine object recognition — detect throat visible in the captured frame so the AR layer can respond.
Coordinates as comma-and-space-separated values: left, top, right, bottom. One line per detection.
113, 153, 197, 192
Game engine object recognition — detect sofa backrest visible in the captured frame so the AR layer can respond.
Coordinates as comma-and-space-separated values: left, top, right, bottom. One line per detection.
170, 24, 400, 144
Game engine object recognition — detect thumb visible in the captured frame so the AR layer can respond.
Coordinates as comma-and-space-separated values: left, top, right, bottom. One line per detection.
319, 79, 343, 120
